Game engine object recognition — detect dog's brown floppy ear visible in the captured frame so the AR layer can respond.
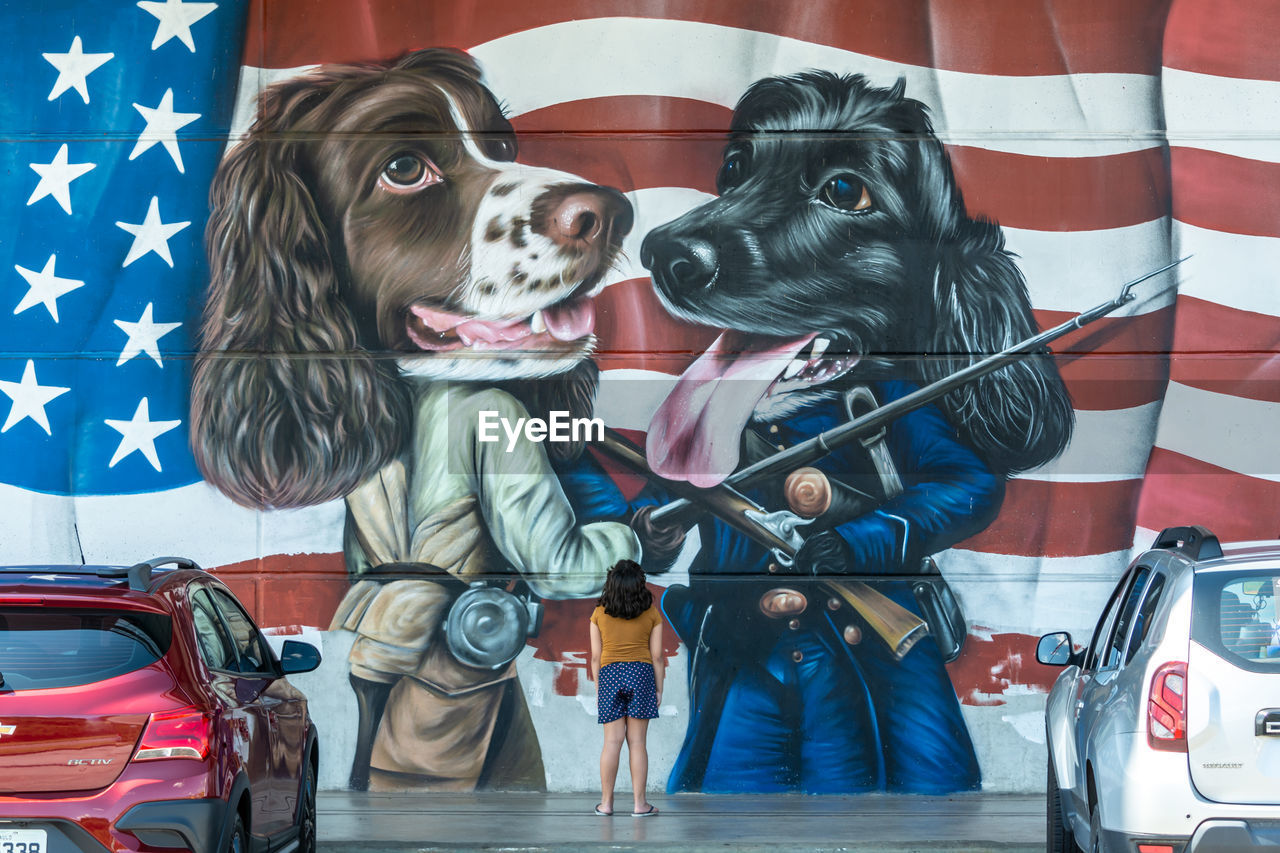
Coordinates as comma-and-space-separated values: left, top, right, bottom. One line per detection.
923, 219, 1075, 476
190, 81, 410, 509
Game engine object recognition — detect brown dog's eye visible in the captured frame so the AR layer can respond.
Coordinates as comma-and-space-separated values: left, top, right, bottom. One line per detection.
818, 175, 872, 212
379, 154, 443, 194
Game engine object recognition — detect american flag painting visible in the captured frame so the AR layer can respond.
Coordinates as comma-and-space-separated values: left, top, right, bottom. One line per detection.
1, 0, 1277, 794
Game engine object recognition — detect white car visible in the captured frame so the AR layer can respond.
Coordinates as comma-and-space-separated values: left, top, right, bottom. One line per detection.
1039, 525, 1280, 853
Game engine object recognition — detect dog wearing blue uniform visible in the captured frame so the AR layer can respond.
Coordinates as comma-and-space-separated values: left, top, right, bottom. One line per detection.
636, 72, 1074, 793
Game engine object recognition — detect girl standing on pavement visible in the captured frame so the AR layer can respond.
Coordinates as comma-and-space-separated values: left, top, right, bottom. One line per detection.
589, 558, 664, 816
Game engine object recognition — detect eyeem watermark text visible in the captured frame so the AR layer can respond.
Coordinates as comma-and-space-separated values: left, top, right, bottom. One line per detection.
478, 410, 604, 452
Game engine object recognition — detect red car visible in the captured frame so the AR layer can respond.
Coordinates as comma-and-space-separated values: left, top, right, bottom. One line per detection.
0, 557, 319, 853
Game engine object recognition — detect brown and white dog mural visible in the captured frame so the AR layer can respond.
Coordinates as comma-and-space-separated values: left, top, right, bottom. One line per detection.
189, 49, 640, 791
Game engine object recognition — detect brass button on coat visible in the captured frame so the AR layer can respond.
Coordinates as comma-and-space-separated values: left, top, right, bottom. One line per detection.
759, 589, 807, 617
787, 618, 801, 631
843, 625, 863, 645
791, 649, 804, 663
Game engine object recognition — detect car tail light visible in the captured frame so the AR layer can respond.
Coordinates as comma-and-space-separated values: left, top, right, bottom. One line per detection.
133, 707, 211, 761
1137, 845, 1175, 853
1148, 661, 1188, 752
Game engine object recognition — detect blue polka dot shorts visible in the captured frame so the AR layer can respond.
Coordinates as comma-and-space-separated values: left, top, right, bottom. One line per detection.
597, 661, 659, 724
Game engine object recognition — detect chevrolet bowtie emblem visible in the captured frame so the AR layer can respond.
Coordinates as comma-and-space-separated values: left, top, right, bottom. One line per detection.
0, 723, 14, 738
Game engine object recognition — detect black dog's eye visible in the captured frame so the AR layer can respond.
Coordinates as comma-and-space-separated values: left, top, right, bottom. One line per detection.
717, 152, 749, 194
818, 175, 872, 212
483, 137, 518, 162
378, 154, 443, 194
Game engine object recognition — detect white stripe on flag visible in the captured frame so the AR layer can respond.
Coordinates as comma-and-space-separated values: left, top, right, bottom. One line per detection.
1003, 222, 1174, 315
1017, 402, 1163, 482
1174, 224, 1280, 318
0, 483, 346, 568
1153, 382, 1280, 482
939, 547, 1128, 635
470, 17, 1163, 156
1163, 67, 1280, 164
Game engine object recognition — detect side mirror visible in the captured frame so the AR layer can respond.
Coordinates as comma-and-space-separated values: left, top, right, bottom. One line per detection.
1036, 632, 1076, 667
279, 640, 322, 675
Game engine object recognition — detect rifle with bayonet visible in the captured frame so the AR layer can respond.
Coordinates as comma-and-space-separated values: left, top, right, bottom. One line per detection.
596, 259, 1185, 658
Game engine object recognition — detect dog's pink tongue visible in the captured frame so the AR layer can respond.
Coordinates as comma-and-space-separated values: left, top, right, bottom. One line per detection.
541, 297, 595, 341
646, 331, 816, 487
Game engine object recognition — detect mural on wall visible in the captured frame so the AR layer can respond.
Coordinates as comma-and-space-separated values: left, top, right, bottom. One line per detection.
1, 0, 1276, 796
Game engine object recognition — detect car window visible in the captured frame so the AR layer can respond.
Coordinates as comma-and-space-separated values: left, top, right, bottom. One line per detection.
0, 607, 170, 691
1102, 566, 1151, 670
1124, 572, 1166, 664
1192, 571, 1280, 672
210, 588, 276, 676
1085, 573, 1130, 671
190, 588, 237, 671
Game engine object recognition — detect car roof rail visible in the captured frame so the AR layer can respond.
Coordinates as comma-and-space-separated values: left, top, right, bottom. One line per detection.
98, 556, 203, 592
1153, 526, 1223, 561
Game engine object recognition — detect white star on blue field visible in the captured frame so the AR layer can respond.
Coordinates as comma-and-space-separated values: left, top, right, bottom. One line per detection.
0, 0, 248, 494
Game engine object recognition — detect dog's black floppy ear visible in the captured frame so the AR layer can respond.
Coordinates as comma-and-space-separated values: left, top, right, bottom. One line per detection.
190, 74, 410, 509
923, 219, 1075, 476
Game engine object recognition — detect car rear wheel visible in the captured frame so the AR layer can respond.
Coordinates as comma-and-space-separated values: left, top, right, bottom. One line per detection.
1090, 801, 1104, 853
1047, 758, 1081, 853
297, 759, 318, 853
224, 814, 247, 853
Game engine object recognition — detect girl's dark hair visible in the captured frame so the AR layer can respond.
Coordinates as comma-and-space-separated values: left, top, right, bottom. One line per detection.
598, 559, 652, 619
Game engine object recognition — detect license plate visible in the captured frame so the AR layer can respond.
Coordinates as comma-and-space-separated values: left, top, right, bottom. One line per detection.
0, 829, 47, 853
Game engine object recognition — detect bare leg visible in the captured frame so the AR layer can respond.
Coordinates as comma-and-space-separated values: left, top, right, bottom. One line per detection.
599, 719, 626, 813
625, 717, 653, 814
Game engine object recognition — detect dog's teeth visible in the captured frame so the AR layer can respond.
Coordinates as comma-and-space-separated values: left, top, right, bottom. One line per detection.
811, 337, 830, 359
782, 359, 805, 380
530, 310, 547, 333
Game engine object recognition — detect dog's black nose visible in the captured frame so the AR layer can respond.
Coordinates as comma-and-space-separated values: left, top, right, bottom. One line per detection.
642, 231, 719, 292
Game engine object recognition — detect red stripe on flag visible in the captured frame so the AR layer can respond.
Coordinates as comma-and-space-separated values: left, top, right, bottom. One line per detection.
948, 631, 1062, 706
960, 479, 1142, 557
1166, 297, 1280, 404
1171, 148, 1280, 238
1138, 449, 1280, 541
212, 553, 348, 630
244, 0, 1171, 76
1163, 0, 1280, 81
596, 278, 719, 368
951, 146, 1171, 233
1043, 306, 1173, 411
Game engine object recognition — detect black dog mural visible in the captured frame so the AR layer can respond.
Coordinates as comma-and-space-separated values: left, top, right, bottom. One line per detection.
638, 72, 1074, 793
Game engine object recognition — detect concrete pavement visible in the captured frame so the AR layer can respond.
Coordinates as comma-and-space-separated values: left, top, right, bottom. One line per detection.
316, 790, 1045, 851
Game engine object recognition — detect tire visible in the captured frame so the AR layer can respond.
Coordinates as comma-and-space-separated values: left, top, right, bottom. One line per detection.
1090, 800, 1104, 853
1047, 758, 1081, 853
297, 758, 318, 853
224, 814, 247, 853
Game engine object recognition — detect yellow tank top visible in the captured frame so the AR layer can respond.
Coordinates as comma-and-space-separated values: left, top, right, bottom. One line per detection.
591, 604, 661, 667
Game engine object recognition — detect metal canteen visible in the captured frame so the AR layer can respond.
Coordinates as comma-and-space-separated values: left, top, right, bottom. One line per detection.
444, 582, 543, 670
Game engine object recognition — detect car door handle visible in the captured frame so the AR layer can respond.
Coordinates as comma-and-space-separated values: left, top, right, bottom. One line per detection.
1255, 709, 1280, 736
